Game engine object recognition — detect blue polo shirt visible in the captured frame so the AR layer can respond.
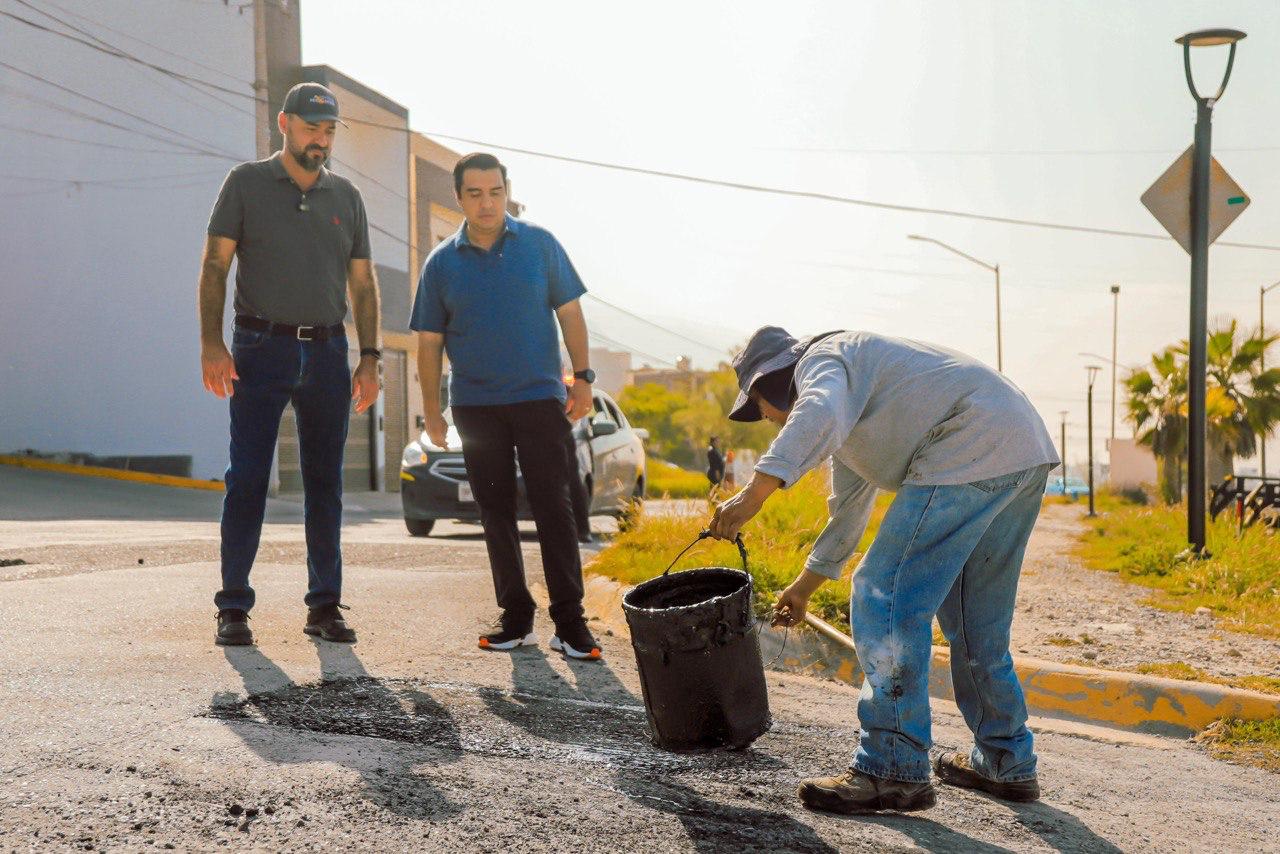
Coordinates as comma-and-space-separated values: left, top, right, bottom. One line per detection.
410, 215, 586, 406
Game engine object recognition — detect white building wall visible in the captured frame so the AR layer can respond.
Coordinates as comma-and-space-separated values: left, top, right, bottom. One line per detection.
0, 1, 257, 479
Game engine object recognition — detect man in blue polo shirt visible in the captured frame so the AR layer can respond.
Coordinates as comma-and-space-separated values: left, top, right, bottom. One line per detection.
411, 152, 602, 660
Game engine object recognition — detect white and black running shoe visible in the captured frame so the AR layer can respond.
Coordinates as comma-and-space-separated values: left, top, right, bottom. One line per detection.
479, 618, 536, 651
550, 624, 602, 661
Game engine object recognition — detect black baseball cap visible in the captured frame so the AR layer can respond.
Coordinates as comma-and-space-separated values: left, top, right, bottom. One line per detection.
282, 82, 346, 126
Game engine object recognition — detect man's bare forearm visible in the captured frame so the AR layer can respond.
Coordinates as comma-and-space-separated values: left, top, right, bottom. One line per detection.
349, 267, 381, 351
198, 252, 230, 346
556, 300, 590, 372
416, 332, 445, 413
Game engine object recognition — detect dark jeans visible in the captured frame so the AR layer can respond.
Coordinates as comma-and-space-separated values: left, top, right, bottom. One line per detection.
215, 326, 351, 613
452, 399, 585, 629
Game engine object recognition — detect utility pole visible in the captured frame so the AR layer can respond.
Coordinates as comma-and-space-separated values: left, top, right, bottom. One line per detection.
1059, 410, 1069, 494
1110, 284, 1120, 449
1261, 280, 1280, 477
1087, 366, 1102, 516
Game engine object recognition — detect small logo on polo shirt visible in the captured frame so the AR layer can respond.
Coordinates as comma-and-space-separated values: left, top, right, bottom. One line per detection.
331, 215, 341, 226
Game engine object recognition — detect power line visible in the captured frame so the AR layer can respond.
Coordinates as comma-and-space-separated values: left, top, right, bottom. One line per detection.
21, 0, 254, 87
584, 294, 731, 357
0, 8, 252, 100
587, 330, 675, 368
13, 0, 256, 118
0, 167, 227, 185
12, 6, 1280, 254
0, 121, 215, 155
417, 131, 1280, 253
0, 63, 244, 159
763, 144, 1280, 157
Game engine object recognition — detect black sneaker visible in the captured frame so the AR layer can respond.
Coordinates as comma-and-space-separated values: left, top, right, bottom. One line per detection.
550, 623, 602, 661
479, 615, 536, 651
215, 609, 253, 646
933, 751, 1040, 802
304, 603, 357, 643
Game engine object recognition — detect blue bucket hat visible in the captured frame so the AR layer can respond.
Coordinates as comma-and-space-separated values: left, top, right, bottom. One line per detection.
728, 326, 845, 422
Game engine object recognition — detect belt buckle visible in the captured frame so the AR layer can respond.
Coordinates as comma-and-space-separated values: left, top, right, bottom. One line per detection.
296, 326, 316, 341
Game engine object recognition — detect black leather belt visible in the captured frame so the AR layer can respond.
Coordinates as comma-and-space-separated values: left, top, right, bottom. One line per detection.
235, 315, 345, 341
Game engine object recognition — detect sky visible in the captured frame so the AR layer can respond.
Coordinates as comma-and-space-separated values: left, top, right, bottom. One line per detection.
299, 0, 1280, 468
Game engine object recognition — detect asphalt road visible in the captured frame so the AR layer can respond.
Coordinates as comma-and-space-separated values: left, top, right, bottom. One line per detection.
0, 465, 1276, 852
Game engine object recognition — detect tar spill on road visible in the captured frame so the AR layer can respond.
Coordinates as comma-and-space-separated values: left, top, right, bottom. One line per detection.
203, 674, 786, 778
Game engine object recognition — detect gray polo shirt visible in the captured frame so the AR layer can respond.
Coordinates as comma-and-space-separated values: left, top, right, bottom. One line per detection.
207, 152, 371, 326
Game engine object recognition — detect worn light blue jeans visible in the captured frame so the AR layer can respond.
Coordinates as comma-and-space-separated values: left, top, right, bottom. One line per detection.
849, 464, 1051, 784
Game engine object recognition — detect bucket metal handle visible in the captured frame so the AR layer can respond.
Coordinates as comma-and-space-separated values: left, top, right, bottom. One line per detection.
660, 530, 749, 577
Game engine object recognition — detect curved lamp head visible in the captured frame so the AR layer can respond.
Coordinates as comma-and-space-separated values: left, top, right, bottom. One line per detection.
1177, 28, 1247, 102
1087, 365, 1103, 387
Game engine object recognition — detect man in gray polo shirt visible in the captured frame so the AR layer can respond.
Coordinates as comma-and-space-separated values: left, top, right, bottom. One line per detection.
710, 327, 1058, 814
198, 82, 381, 647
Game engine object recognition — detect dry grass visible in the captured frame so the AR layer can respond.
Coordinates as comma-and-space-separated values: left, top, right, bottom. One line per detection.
588, 470, 892, 630
1195, 718, 1280, 773
1074, 500, 1280, 639
1130, 662, 1280, 696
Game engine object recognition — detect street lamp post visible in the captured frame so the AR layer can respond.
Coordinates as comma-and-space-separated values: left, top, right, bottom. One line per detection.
1261, 280, 1280, 477
1176, 27, 1246, 553
908, 234, 1002, 371
1059, 410, 1069, 494
1087, 366, 1102, 516
1110, 285, 1120, 449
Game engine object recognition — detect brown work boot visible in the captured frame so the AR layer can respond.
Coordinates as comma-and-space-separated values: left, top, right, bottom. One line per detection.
798, 768, 936, 814
933, 751, 1040, 802
304, 603, 357, 643
215, 609, 253, 646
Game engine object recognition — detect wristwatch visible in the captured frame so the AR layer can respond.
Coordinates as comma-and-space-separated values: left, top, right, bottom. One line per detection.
360, 347, 382, 360
573, 369, 596, 384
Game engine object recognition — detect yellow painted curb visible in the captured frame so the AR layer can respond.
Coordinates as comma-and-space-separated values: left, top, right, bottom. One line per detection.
581, 570, 1280, 738
0, 455, 223, 492
801, 612, 1280, 739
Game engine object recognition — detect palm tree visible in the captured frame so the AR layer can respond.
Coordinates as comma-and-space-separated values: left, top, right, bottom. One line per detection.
1125, 321, 1280, 504
1126, 345, 1187, 504
1204, 320, 1280, 483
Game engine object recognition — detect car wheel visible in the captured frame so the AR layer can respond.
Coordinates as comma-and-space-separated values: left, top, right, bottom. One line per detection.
405, 518, 435, 537
616, 479, 646, 532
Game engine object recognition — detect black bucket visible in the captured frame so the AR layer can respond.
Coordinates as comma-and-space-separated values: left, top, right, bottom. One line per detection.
622, 534, 772, 751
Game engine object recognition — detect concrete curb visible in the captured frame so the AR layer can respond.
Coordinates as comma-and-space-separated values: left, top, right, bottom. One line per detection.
0, 455, 223, 492
583, 572, 1280, 738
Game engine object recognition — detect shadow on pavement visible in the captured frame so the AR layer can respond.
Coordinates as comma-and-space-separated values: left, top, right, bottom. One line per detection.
614, 773, 838, 854
1009, 799, 1124, 854
210, 641, 465, 821
857, 812, 1017, 853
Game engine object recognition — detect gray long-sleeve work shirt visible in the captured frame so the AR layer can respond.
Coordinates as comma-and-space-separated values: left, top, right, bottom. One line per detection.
754, 331, 1060, 580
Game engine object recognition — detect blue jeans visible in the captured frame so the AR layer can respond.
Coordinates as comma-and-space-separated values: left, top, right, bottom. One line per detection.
849, 464, 1051, 784
215, 326, 351, 613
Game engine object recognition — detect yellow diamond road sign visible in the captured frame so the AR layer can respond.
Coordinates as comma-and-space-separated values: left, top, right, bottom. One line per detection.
1141, 146, 1250, 255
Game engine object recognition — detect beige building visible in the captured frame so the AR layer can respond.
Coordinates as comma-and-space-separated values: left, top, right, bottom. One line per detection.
1108, 438, 1158, 490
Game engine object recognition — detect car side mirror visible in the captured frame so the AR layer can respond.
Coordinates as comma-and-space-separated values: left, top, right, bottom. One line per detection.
634, 428, 649, 441
591, 420, 618, 437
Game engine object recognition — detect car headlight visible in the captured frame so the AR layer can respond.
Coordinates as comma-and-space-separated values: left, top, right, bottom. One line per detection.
402, 444, 429, 468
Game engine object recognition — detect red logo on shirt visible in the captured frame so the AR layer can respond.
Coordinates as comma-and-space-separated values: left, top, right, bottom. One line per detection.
331, 215, 341, 226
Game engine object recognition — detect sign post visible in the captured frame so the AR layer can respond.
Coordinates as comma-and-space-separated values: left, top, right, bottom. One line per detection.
1141, 29, 1247, 554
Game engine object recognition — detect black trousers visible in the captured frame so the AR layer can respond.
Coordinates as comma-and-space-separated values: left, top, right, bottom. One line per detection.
565, 429, 591, 538
452, 399, 585, 628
